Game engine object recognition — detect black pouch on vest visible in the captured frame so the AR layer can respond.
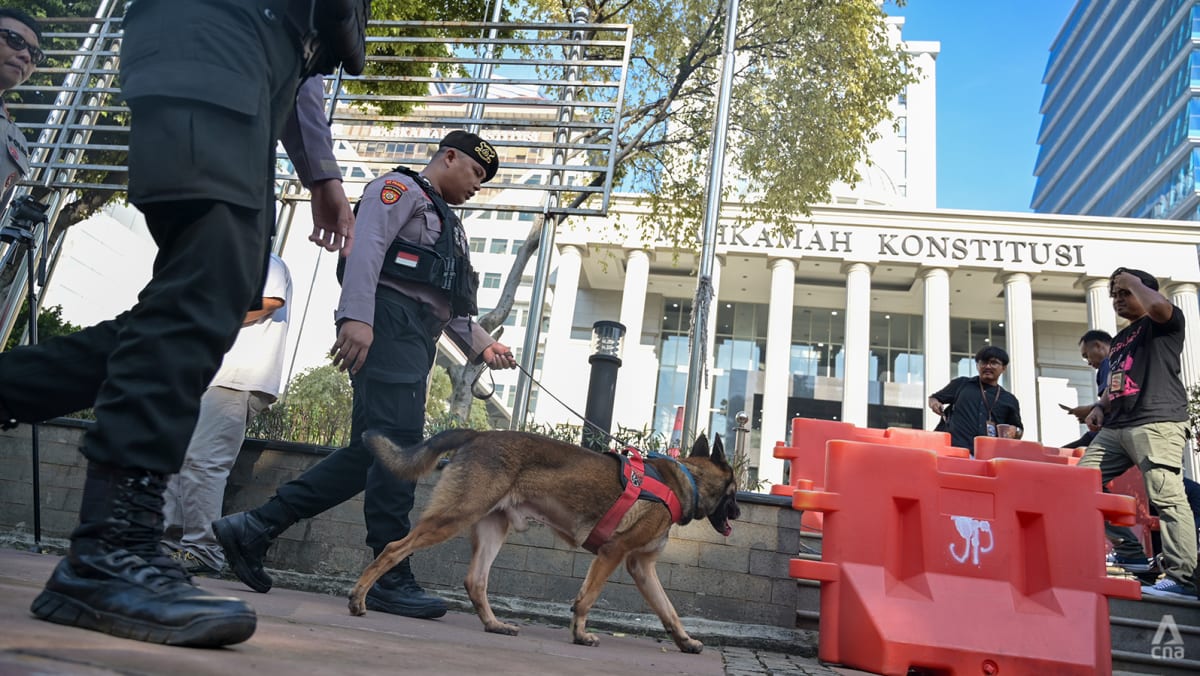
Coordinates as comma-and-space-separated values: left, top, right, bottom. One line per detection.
451, 263, 479, 316
310, 0, 371, 75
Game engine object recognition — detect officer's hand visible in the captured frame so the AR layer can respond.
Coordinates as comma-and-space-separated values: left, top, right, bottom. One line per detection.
1063, 404, 1091, 423
482, 342, 517, 370
331, 319, 373, 375
1084, 405, 1103, 432
310, 178, 355, 255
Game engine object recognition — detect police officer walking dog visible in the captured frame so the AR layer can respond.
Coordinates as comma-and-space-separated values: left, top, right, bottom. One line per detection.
215, 131, 518, 620
0, 1, 368, 647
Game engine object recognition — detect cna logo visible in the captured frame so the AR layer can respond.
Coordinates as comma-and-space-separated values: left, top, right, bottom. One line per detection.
1151, 614, 1185, 660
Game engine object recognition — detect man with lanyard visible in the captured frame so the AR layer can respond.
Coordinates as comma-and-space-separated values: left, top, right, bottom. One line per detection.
1080, 268, 1198, 599
215, 130, 518, 620
0, 1, 365, 647
928, 345, 1024, 456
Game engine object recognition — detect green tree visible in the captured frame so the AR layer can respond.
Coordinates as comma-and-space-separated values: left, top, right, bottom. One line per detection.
437, 0, 915, 419
251, 362, 355, 447
425, 364, 491, 431
3, 302, 81, 350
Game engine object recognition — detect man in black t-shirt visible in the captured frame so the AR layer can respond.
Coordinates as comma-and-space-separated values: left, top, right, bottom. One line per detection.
1079, 268, 1197, 600
929, 345, 1024, 455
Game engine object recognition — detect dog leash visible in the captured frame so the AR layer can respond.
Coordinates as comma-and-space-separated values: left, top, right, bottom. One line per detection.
499, 360, 637, 452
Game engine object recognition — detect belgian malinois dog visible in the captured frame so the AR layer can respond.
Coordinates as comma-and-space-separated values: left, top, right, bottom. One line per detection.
347, 429, 740, 653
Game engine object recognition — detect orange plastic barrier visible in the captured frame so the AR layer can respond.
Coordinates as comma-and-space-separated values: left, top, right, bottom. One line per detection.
789, 440, 1140, 676
771, 418, 963, 532
975, 438, 1155, 558
1108, 468, 1158, 558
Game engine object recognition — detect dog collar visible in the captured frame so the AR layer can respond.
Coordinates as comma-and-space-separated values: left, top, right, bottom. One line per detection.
648, 451, 701, 525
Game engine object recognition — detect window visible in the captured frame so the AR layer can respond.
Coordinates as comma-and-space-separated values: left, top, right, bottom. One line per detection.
497, 211, 514, 220
897, 116, 907, 139
519, 212, 536, 222
510, 239, 525, 254
483, 273, 501, 289
469, 237, 486, 253
490, 239, 508, 254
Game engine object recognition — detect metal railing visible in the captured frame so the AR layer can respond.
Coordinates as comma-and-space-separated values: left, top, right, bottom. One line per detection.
8, 15, 633, 216
0, 10, 632, 345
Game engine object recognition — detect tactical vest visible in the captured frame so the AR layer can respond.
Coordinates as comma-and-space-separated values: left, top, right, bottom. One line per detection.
337, 167, 480, 317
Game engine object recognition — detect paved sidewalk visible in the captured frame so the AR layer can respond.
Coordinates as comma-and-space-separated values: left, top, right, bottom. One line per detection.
0, 547, 837, 675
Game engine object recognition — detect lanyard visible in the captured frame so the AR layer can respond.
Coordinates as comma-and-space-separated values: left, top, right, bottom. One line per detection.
979, 379, 1002, 423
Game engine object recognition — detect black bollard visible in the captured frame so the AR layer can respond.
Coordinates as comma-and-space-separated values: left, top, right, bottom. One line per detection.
582, 320, 626, 452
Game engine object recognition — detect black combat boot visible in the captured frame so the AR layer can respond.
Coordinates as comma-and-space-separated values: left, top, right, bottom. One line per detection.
211, 499, 293, 594
30, 462, 257, 647
365, 558, 447, 619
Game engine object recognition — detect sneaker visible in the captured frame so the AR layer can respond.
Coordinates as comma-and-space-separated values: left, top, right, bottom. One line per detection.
1112, 553, 1157, 573
1141, 577, 1198, 600
169, 549, 222, 577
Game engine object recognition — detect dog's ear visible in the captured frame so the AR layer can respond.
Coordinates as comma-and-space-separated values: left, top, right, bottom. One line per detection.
688, 433, 710, 459
711, 433, 730, 467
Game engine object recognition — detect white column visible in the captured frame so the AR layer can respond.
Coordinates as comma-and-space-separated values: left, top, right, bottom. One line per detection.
545, 245, 582, 344
615, 249, 651, 420
1085, 277, 1118, 336
699, 256, 723, 433
533, 245, 584, 425
758, 257, 795, 485
618, 249, 650, 344
841, 263, 872, 426
922, 267, 951, 432
1168, 283, 1200, 390
1002, 272, 1038, 441
1169, 283, 1200, 483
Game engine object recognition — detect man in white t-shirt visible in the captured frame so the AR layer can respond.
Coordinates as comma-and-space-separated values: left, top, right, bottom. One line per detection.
163, 253, 292, 575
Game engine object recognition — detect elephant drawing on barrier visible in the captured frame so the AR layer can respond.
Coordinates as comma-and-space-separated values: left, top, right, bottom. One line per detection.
949, 515, 994, 566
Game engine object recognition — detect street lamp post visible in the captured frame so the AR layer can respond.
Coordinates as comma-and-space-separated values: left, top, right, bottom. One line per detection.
583, 320, 626, 451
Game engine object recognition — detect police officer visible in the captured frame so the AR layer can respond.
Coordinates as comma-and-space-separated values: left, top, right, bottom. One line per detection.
0, 8, 37, 209
0, 1, 365, 648
215, 131, 518, 620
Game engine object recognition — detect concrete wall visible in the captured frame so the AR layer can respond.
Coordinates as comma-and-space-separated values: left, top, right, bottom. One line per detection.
0, 420, 801, 629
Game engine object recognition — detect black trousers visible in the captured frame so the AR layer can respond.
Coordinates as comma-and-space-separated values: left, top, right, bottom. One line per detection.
0, 0, 302, 475
274, 290, 439, 554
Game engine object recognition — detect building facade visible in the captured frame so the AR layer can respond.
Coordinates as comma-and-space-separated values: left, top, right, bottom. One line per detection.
1032, 0, 1200, 220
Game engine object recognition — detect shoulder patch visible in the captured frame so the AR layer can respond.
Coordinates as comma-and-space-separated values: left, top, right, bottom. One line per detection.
380, 183, 404, 205
384, 178, 407, 191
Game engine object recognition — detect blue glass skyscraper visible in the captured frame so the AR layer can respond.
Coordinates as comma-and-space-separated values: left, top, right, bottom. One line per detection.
1032, 0, 1200, 220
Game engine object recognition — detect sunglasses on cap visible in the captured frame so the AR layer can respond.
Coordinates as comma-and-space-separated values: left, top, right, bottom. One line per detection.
0, 28, 45, 66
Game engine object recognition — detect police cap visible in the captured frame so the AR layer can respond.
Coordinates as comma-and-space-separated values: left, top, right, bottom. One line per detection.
439, 130, 499, 183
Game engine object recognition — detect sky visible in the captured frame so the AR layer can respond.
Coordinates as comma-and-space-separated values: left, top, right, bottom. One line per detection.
885, 0, 1080, 213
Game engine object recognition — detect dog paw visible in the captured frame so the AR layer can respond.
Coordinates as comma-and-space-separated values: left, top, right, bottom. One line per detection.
484, 621, 520, 636
347, 596, 367, 616
678, 638, 704, 654
573, 632, 600, 647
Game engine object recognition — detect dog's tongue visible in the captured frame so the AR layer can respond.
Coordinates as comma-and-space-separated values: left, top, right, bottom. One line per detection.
721, 522, 732, 536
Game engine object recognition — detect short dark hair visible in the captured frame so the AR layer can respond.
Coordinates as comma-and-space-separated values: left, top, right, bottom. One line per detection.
974, 345, 1009, 365
0, 8, 42, 41
1110, 267, 1158, 294
1079, 329, 1112, 346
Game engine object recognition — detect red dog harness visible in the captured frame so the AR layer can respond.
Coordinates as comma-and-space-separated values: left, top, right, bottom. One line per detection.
583, 446, 685, 553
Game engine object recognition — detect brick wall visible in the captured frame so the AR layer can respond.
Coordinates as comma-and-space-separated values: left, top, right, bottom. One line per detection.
0, 421, 800, 628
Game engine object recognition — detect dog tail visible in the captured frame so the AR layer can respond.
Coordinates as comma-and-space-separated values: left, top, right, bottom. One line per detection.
363, 428, 480, 480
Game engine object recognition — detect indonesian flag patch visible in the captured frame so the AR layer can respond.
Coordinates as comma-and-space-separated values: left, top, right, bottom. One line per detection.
394, 250, 419, 268
380, 179, 407, 205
